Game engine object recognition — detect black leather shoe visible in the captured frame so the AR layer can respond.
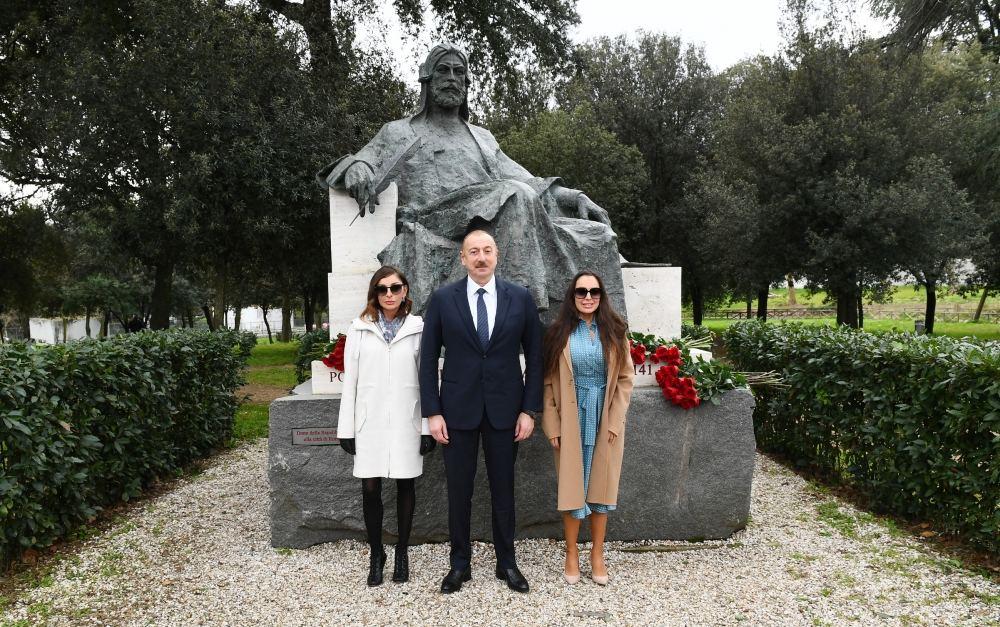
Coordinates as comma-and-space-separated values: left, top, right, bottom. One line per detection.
440, 568, 472, 593
367, 548, 386, 587
495, 565, 529, 593
392, 547, 409, 583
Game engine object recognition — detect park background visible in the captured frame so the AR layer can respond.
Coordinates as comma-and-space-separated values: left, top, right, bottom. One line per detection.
1, 0, 999, 624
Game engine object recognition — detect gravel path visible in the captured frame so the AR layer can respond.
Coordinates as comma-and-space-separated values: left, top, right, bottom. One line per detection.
2, 441, 997, 626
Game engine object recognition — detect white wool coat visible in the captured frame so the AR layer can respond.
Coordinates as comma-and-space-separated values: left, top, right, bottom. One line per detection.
337, 314, 429, 478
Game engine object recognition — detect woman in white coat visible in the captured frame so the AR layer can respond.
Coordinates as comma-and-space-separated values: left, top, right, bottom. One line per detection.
337, 265, 434, 586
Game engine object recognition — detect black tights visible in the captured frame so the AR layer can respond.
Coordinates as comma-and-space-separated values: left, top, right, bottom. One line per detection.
361, 478, 416, 551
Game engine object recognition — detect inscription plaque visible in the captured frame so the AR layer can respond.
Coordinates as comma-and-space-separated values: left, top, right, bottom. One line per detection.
292, 427, 339, 446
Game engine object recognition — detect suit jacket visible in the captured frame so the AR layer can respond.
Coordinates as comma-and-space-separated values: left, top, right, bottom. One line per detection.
419, 276, 543, 430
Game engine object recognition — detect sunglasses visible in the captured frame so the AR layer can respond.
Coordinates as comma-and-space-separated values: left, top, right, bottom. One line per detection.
375, 283, 405, 296
574, 287, 602, 299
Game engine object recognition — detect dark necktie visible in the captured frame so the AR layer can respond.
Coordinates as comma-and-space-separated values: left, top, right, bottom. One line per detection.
476, 287, 489, 349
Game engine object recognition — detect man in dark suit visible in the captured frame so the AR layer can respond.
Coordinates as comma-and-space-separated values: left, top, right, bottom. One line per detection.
419, 228, 543, 594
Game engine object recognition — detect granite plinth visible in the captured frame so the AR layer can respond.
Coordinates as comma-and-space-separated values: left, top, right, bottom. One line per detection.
268, 388, 755, 548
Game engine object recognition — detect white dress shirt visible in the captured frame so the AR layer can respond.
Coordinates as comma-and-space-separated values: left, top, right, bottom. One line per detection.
466, 274, 497, 338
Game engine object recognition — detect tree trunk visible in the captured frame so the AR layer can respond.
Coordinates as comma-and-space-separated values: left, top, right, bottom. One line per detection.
233, 305, 242, 331
755, 287, 769, 321
974, 287, 989, 322
201, 305, 217, 332
745, 297, 752, 319
280, 291, 293, 343
101, 311, 110, 338
20, 313, 30, 340
85, 306, 92, 338
835, 285, 859, 328
303, 288, 315, 332
924, 278, 937, 334
311, 288, 320, 331
857, 291, 864, 329
689, 281, 705, 326
0, 317, 5, 343
786, 275, 797, 306
149, 260, 174, 330
260, 0, 341, 85
213, 273, 227, 330
261, 305, 274, 344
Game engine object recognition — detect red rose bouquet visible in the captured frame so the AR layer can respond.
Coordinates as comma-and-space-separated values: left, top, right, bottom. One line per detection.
321, 334, 346, 372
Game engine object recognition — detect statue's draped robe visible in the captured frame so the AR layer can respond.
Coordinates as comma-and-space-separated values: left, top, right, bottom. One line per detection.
321, 116, 625, 318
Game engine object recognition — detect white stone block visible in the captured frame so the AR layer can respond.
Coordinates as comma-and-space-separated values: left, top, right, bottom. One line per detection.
310, 360, 344, 395
327, 184, 398, 336
622, 265, 682, 340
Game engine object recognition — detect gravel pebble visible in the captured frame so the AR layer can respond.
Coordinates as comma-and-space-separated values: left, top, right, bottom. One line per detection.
2, 441, 998, 626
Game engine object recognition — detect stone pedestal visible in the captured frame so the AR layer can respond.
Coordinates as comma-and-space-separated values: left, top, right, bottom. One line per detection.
268, 388, 755, 548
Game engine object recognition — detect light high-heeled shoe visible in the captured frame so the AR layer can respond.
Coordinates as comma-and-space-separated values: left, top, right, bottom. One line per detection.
564, 552, 581, 584
591, 552, 609, 585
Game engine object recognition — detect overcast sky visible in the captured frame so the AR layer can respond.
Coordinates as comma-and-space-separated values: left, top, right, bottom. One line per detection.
573, 0, 892, 70
366, 0, 894, 81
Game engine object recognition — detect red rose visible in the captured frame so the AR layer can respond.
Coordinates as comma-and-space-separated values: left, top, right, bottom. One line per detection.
655, 365, 668, 385
630, 344, 646, 365
653, 346, 670, 363
662, 346, 681, 367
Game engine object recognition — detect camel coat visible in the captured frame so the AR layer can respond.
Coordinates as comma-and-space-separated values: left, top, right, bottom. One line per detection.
541, 336, 635, 512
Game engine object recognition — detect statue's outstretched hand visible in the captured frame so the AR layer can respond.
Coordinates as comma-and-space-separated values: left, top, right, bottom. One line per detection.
577, 194, 612, 227
344, 162, 378, 217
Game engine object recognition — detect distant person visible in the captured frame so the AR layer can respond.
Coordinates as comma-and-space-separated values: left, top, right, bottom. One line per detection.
337, 266, 435, 586
541, 271, 634, 585
419, 228, 543, 594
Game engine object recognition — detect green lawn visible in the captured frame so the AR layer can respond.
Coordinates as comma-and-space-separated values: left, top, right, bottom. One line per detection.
246, 365, 297, 387
247, 341, 299, 367
696, 318, 1000, 341
232, 403, 269, 441
233, 340, 300, 442
705, 285, 998, 310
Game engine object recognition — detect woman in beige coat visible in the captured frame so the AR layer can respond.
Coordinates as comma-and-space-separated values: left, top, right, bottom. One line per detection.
542, 271, 635, 586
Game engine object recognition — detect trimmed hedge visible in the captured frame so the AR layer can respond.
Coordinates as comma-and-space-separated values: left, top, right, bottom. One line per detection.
725, 321, 1000, 553
0, 329, 254, 567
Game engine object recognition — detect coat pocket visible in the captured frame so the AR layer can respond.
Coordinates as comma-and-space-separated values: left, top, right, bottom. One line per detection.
411, 399, 422, 434
355, 403, 368, 433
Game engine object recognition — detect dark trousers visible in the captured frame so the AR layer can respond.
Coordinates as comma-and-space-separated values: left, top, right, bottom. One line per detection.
442, 413, 518, 570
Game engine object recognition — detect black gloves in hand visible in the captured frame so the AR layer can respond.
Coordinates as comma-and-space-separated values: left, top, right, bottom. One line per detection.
339, 438, 356, 455
420, 435, 436, 455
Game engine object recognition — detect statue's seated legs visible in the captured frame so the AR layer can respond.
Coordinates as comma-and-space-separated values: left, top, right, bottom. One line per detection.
383, 178, 626, 322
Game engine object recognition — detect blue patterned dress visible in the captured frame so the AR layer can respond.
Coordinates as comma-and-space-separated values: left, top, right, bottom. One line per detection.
568, 319, 616, 520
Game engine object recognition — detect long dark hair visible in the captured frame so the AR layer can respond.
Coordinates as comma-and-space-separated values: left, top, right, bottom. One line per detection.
543, 271, 629, 377
360, 265, 413, 321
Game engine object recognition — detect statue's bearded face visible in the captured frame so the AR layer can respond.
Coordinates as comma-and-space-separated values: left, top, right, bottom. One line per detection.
429, 52, 467, 109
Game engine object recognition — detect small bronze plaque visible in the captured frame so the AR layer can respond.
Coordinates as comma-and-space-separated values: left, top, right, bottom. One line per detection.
292, 427, 339, 446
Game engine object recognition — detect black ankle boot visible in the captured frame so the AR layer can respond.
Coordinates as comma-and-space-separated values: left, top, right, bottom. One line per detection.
392, 546, 409, 583
367, 547, 386, 586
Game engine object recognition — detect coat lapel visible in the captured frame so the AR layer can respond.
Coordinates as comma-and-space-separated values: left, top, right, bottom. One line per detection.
561, 340, 572, 371
452, 278, 479, 346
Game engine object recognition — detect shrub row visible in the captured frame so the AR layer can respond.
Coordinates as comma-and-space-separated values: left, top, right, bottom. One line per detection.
724, 321, 999, 553
0, 329, 255, 568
